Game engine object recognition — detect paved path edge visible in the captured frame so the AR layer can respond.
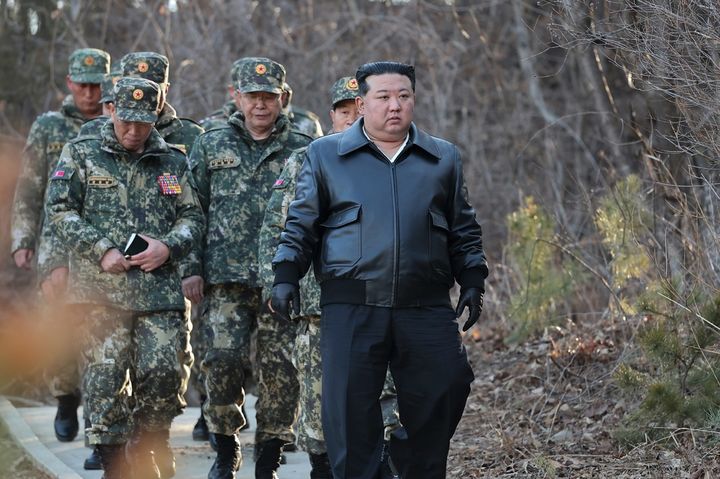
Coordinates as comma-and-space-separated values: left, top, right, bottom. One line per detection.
0, 396, 83, 479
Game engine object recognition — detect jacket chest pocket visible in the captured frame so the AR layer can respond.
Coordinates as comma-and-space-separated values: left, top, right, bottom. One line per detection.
84, 176, 121, 215
320, 204, 362, 267
209, 156, 243, 197
428, 209, 451, 275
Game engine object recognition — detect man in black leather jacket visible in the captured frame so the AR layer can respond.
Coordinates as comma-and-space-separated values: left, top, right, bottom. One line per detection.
271, 61, 488, 479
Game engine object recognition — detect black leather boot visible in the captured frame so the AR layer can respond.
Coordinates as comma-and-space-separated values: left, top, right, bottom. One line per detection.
54, 393, 80, 442
97, 444, 128, 479
309, 452, 332, 479
84, 446, 102, 470
193, 411, 210, 441
208, 433, 241, 479
254, 438, 285, 479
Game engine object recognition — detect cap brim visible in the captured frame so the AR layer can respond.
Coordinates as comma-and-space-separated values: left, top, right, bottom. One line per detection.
69, 73, 106, 84
237, 83, 283, 95
99, 95, 113, 104
115, 108, 157, 123
332, 95, 359, 107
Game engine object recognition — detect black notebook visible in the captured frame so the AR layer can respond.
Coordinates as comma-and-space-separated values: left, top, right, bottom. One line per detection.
123, 233, 149, 258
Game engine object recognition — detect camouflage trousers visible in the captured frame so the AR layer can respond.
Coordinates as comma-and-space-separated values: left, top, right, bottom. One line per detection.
188, 298, 209, 398
43, 299, 81, 398
45, 360, 81, 398
202, 283, 257, 436
294, 317, 401, 454
255, 301, 300, 445
80, 305, 192, 445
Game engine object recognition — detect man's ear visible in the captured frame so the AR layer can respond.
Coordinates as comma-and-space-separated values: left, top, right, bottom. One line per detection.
356, 96, 364, 115
65, 75, 74, 91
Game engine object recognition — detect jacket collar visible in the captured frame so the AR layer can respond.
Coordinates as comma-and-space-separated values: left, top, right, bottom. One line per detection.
100, 120, 170, 156
337, 119, 441, 160
227, 111, 291, 144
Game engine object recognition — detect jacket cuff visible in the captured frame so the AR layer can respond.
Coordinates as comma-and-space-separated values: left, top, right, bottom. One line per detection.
93, 237, 115, 264
273, 261, 300, 287
458, 265, 488, 292
160, 236, 185, 262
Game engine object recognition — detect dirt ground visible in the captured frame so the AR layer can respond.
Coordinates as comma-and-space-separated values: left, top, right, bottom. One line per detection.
447, 318, 720, 479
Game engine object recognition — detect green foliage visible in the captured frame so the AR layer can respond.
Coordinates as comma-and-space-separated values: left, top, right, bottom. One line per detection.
615, 290, 720, 445
594, 175, 651, 288
593, 175, 720, 445
504, 196, 583, 342
614, 363, 647, 392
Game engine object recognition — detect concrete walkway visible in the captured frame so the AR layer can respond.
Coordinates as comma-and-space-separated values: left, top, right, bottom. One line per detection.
0, 395, 311, 479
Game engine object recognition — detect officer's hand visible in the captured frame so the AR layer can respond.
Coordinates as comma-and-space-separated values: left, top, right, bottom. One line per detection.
41, 267, 69, 301
182, 275, 204, 304
455, 287, 484, 332
100, 248, 131, 274
126, 235, 170, 272
271, 283, 300, 320
13, 248, 34, 270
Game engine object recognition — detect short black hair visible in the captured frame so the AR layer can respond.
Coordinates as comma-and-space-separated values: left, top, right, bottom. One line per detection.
355, 61, 415, 96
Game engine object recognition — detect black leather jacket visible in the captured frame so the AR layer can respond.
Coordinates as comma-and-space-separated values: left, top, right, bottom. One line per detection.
273, 119, 488, 308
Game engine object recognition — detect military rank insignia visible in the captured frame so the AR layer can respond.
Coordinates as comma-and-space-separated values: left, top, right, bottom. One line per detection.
273, 178, 286, 188
157, 173, 182, 195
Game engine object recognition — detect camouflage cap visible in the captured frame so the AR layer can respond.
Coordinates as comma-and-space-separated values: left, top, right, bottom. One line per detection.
99, 67, 122, 103
230, 57, 255, 85
120, 52, 170, 84
234, 57, 285, 94
113, 77, 161, 123
68, 48, 110, 84
330, 76, 360, 107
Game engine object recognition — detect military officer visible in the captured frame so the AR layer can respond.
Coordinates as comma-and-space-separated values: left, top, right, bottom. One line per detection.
44, 77, 204, 479
188, 57, 311, 479
120, 51, 204, 155
11, 47, 109, 446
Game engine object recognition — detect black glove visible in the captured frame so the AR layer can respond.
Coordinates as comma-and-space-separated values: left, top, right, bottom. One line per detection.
271, 282, 300, 320
455, 287, 484, 332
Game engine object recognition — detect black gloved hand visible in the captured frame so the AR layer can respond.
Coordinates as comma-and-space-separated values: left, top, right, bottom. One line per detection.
271, 282, 301, 320
455, 287, 484, 332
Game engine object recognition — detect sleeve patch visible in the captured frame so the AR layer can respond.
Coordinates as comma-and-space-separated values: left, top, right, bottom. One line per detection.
51, 167, 74, 180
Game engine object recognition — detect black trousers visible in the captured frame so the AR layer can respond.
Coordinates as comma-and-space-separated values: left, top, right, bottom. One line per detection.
320, 304, 474, 479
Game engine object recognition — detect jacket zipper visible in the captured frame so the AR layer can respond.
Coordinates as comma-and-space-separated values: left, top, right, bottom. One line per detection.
390, 164, 399, 305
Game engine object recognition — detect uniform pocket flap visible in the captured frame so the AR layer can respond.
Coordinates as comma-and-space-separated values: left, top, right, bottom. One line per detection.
429, 209, 449, 231
321, 204, 361, 228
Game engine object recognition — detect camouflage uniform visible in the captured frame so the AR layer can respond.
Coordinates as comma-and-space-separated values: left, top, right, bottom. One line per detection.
258, 147, 324, 453
44, 77, 204, 445
11, 48, 110, 399
287, 105, 323, 139
188, 58, 311, 442
121, 51, 206, 402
